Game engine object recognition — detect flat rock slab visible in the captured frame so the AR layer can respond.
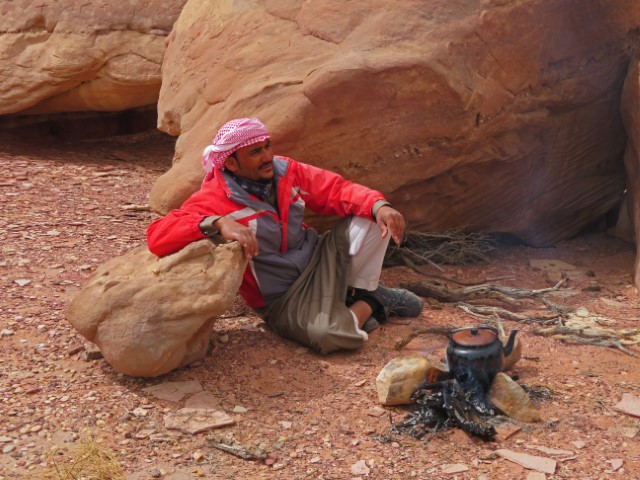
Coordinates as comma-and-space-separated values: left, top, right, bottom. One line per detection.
142, 381, 203, 402
497, 448, 557, 474
164, 408, 235, 434
185, 391, 222, 409
614, 393, 640, 418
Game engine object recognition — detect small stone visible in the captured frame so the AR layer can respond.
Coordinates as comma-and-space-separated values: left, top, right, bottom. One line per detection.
351, 460, 370, 475
613, 393, 640, 418
14, 279, 31, 287
0, 329, 15, 337
132, 408, 148, 418
309, 457, 320, 463
232, 405, 248, 414
366, 407, 387, 417
150, 468, 161, 478
82, 348, 104, 361
441, 463, 469, 474
608, 459, 623, 471
193, 451, 204, 461
2, 444, 16, 454
570, 440, 586, 449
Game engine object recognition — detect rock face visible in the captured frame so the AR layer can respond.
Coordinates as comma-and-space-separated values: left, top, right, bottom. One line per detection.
66, 240, 246, 377
621, 57, 640, 287
150, 0, 638, 251
0, 0, 187, 116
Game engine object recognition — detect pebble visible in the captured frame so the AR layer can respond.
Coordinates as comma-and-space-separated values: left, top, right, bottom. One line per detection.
2, 444, 16, 454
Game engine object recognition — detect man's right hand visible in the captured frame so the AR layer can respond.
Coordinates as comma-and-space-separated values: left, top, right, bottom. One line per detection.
215, 217, 259, 259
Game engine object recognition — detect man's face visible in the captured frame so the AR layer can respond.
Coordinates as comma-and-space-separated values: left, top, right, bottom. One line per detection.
225, 139, 274, 182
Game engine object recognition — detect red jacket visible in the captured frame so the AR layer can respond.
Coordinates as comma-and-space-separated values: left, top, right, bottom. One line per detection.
147, 156, 385, 308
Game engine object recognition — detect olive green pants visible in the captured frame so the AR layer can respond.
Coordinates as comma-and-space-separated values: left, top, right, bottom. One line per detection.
260, 217, 367, 354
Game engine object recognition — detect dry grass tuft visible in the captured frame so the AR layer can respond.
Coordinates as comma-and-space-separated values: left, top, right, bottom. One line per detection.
42, 434, 125, 480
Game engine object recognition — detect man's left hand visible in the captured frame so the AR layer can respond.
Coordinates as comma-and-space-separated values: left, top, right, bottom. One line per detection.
375, 206, 405, 244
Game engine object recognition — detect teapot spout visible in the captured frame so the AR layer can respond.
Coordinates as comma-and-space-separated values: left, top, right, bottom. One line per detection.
503, 330, 518, 357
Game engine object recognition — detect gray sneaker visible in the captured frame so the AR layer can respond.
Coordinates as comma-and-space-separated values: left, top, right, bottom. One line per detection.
347, 285, 423, 323
369, 285, 423, 322
362, 316, 380, 333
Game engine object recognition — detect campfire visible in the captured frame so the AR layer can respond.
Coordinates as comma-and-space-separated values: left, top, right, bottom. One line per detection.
382, 325, 538, 440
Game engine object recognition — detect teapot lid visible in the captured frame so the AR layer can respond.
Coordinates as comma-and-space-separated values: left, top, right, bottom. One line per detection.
450, 326, 498, 346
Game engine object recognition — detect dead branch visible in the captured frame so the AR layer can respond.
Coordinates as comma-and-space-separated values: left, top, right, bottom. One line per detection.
456, 303, 561, 324
401, 279, 567, 307
207, 434, 266, 460
534, 324, 640, 357
547, 335, 639, 357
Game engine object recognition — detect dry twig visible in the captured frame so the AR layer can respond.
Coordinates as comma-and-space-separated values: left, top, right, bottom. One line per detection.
534, 324, 640, 357
456, 303, 561, 324
385, 228, 496, 268
401, 279, 566, 306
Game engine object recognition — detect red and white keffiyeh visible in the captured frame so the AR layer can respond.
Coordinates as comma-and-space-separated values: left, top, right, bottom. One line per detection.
201, 117, 270, 182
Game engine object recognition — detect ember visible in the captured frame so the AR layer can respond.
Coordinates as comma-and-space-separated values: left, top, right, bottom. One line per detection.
393, 377, 499, 439
392, 325, 523, 439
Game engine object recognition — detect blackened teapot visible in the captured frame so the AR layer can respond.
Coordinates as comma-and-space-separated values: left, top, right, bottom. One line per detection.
445, 325, 518, 393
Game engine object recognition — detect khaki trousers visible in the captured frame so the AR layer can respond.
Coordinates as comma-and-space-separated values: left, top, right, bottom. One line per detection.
261, 216, 389, 354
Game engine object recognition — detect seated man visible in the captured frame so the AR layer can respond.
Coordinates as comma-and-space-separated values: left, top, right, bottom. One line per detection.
146, 117, 422, 354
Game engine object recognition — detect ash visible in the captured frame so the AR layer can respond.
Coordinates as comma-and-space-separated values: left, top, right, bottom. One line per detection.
392, 372, 503, 440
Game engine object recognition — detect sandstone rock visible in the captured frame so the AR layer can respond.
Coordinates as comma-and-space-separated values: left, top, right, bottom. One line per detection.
496, 449, 556, 475
151, 0, 638, 254
0, 0, 187, 116
502, 335, 522, 372
375, 355, 449, 406
487, 373, 541, 423
620, 57, 640, 288
66, 239, 246, 377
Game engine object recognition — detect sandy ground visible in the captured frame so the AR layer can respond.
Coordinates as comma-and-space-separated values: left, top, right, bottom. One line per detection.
1, 130, 639, 480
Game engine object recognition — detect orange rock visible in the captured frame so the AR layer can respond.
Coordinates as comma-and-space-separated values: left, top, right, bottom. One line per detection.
150, 0, 639, 260
0, 1, 187, 115
487, 373, 541, 423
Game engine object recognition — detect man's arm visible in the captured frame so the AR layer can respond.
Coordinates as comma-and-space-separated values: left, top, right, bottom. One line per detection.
293, 161, 385, 220
293, 160, 406, 243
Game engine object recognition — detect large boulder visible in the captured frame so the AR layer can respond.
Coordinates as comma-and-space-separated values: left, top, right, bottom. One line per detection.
150, 0, 638, 251
0, 0, 187, 116
66, 240, 246, 377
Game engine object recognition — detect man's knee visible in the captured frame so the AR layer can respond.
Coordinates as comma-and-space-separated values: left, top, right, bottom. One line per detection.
307, 317, 366, 355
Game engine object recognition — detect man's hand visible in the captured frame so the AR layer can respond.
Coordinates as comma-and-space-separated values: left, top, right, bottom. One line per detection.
215, 217, 259, 259
375, 205, 405, 245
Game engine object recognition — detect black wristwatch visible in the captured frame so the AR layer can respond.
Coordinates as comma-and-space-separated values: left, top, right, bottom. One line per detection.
199, 216, 221, 237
